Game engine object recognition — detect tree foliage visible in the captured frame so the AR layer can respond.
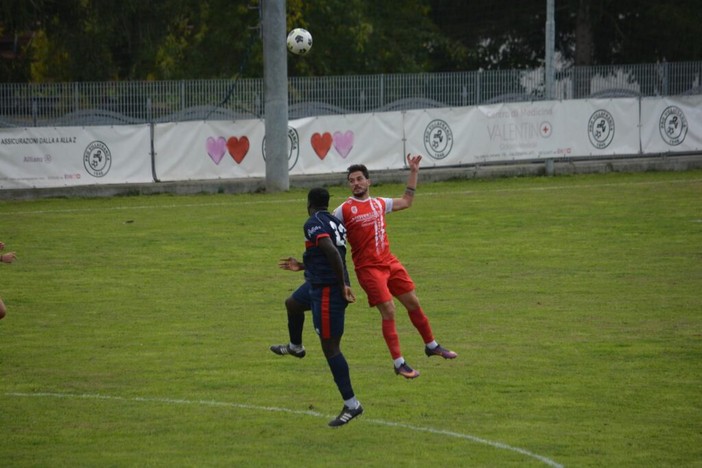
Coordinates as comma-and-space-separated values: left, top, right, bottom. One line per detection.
286, 0, 446, 76
1, 0, 262, 82
0, 0, 700, 83
430, 0, 702, 69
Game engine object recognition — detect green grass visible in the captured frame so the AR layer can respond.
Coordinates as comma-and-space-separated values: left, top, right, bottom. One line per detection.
1, 170, 701, 467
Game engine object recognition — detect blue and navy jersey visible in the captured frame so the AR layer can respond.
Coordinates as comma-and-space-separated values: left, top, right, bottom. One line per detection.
302, 211, 349, 286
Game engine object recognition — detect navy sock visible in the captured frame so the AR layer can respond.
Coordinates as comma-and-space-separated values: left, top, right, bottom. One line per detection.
326, 353, 355, 401
288, 312, 304, 346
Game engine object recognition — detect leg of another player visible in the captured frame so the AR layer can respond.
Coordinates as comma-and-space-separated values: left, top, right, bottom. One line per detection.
322, 335, 363, 427
396, 290, 434, 343
285, 296, 307, 347
396, 290, 457, 360
270, 295, 308, 358
376, 300, 402, 359
377, 300, 420, 378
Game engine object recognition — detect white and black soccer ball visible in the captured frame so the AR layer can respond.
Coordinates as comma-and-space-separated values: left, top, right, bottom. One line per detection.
287, 28, 313, 56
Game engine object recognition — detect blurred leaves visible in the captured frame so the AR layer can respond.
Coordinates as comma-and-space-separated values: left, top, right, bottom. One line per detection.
0, 0, 700, 82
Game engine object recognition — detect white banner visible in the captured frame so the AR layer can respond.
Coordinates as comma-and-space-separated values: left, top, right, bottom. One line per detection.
404, 98, 641, 166
404, 107, 482, 166
640, 95, 702, 153
291, 112, 405, 174
153, 114, 406, 181
2, 96, 696, 190
153, 120, 267, 181
574, 98, 641, 157
0, 125, 152, 189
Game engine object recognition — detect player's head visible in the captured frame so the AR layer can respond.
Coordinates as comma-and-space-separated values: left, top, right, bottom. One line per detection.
347, 164, 369, 180
307, 187, 330, 212
346, 164, 371, 199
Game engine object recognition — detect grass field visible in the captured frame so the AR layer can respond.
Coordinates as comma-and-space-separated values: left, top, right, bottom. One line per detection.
1, 170, 701, 467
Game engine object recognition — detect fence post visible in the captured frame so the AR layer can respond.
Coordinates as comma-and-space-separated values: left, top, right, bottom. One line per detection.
147, 98, 159, 183
545, 0, 555, 99
73, 82, 79, 113
662, 61, 669, 96
545, 158, 555, 176
476, 69, 482, 104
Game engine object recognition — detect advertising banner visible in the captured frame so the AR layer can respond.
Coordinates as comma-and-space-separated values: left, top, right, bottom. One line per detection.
404, 107, 482, 167
640, 95, 702, 153
153, 114, 406, 182
573, 98, 641, 157
404, 98, 641, 167
1, 96, 696, 191
0, 125, 152, 189
153, 120, 266, 181
291, 112, 405, 175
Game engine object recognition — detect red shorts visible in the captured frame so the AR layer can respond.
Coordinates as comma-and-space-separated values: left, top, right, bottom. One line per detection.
355, 258, 415, 307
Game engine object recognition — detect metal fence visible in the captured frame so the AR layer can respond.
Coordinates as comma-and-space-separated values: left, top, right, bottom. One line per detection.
1, 61, 700, 128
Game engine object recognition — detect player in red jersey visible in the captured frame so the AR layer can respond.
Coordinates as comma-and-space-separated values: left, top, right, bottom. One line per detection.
333, 154, 457, 379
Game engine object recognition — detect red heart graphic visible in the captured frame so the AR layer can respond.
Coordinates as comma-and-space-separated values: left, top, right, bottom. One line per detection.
311, 132, 333, 160
227, 136, 249, 164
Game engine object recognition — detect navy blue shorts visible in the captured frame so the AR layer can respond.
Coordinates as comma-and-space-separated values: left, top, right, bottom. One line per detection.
310, 284, 347, 339
291, 282, 312, 309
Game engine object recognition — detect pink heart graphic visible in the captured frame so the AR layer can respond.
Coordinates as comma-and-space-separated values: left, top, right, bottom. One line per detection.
206, 136, 227, 165
333, 130, 354, 159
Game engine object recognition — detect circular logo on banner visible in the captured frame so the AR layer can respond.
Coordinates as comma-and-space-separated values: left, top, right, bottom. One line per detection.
587, 110, 615, 149
540, 121, 553, 138
423, 119, 453, 160
83, 141, 112, 177
659, 106, 688, 146
262, 127, 300, 171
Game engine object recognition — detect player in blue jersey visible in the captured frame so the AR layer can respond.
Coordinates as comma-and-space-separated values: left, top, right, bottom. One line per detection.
270, 188, 363, 427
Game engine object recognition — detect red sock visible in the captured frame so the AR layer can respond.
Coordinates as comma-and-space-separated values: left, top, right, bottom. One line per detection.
381, 319, 402, 360
408, 307, 434, 344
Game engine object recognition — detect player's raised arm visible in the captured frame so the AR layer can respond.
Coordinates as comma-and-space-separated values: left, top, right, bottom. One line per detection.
392, 154, 422, 211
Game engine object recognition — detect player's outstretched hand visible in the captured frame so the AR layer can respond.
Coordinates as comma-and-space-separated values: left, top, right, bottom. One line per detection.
407, 153, 422, 171
343, 286, 356, 303
278, 257, 303, 271
0, 251, 16, 263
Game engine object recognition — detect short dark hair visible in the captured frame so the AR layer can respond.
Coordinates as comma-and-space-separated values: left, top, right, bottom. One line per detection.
346, 164, 369, 180
307, 187, 330, 209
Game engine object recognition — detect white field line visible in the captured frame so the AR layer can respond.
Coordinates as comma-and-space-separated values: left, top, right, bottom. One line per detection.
5, 177, 701, 216
6, 391, 564, 468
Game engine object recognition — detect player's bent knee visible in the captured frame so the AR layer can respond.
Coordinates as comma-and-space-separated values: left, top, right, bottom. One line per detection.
286, 297, 308, 314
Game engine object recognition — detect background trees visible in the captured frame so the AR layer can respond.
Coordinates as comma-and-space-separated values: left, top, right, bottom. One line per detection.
1, 0, 700, 83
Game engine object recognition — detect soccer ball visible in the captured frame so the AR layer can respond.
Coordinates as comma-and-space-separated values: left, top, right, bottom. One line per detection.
287, 28, 313, 56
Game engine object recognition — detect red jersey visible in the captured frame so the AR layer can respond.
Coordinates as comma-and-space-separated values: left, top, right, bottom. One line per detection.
333, 197, 396, 269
